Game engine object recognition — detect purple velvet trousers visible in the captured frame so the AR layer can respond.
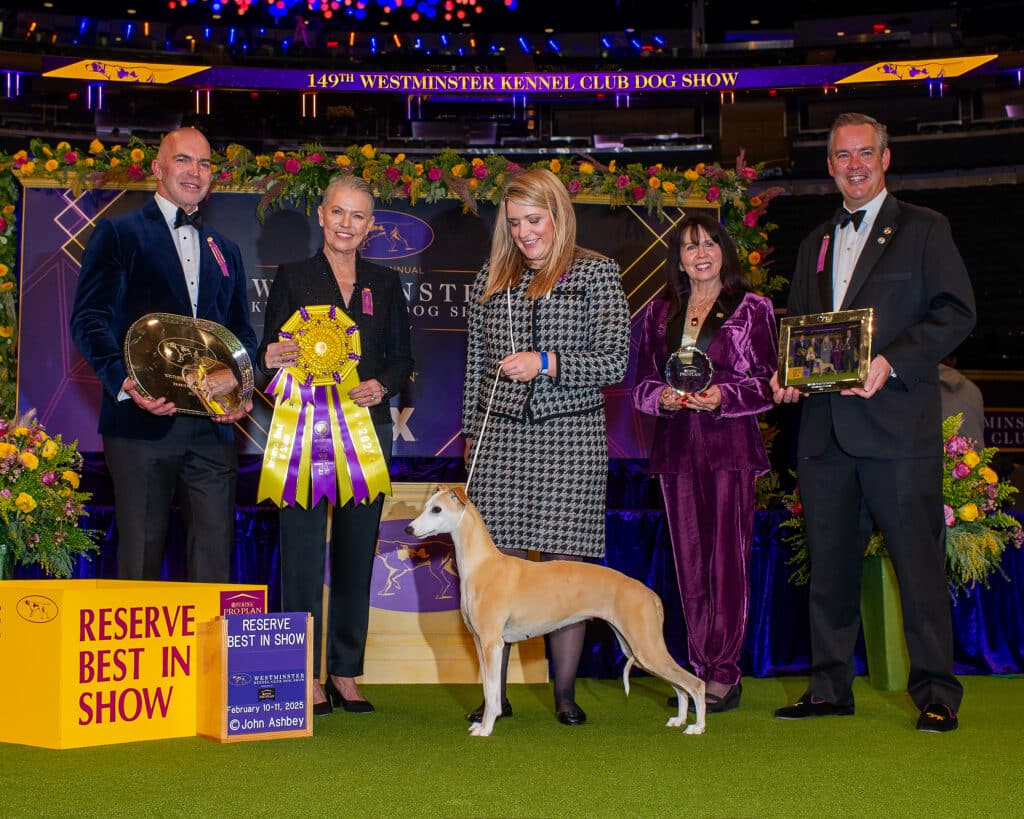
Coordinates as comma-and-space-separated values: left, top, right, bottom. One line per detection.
659, 466, 755, 686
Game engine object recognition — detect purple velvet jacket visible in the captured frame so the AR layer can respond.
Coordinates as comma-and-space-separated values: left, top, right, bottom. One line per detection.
632, 293, 778, 475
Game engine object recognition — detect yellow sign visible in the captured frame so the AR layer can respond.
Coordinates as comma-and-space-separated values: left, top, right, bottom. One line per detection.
0, 579, 266, 749
42, 60, 209, 84
837, 55, 996, 85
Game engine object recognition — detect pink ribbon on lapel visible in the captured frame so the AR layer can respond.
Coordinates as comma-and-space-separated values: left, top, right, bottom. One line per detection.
816, 234, 830, 274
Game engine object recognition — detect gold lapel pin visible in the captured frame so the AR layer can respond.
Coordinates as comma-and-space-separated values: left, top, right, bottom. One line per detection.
883, 226, 893, 235
877, 237, 886, 244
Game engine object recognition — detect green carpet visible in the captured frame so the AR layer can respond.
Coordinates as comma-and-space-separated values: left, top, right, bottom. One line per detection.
1, 675, 1021, 818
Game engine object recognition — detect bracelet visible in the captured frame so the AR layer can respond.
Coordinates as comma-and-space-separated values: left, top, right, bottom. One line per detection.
540, 351, 549, 375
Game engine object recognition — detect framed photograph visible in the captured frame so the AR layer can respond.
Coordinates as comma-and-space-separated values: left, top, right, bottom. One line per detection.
778, 308, 874, 393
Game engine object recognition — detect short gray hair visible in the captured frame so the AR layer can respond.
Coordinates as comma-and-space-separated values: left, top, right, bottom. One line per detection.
827, 113, 889, 156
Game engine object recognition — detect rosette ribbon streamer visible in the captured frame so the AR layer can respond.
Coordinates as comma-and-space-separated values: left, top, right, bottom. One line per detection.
258, 304, 391, 508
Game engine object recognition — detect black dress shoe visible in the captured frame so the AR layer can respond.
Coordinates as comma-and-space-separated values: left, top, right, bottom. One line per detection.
917, 703, 958, 733
669, 683, 743, 714
325, 677, 375, 713
555, 703, 587, 726
466, 699, 513, 723
774, 696, 854, 719
312, 698, 333, 717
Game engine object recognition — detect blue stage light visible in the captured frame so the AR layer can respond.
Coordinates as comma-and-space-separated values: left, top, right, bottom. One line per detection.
517, 35, 530, 53
653, 34, 665, 45
630, 37, 642, 49
601, 35, 611, 49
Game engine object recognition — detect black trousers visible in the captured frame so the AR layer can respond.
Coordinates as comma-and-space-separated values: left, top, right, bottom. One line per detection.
798, 430, 963, 711
278, 426, 391, 678
103, 417, 237, 582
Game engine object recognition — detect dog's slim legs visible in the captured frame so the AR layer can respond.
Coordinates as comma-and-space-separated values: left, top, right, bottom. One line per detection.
469, 637, 505, 738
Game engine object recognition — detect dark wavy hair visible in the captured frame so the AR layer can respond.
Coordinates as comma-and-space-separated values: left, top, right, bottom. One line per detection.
664, 213, 751, 313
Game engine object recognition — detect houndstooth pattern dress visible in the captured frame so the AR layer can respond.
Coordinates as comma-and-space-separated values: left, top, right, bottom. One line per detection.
461, 255, 630, 556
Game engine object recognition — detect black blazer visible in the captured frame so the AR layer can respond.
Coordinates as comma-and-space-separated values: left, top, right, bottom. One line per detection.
258, 251, 413, 427
787, 194, 976, 459
70, 198, 258, 442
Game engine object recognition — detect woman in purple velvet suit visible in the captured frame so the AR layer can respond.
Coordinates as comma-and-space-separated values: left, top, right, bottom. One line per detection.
632, 213, 777, 713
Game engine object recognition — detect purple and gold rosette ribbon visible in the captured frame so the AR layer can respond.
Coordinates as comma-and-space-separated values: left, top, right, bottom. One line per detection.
258, 304, 391, 509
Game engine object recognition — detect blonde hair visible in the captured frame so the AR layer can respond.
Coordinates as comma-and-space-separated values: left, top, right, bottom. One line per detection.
482, 168, 602, 301
322, 173, 375, 213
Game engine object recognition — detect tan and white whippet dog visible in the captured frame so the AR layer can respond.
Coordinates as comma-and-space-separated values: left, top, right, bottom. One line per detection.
405, 485, 706, 737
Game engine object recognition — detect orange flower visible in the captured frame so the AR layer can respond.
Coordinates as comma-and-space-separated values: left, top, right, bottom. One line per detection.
0, 326, 12, 338
130, 148, 145, 163
748, 251, 762, 266
89, 139, 104, 154
549, 159, 562, 173
662, 181, 677, 194
44, 159, 59, 172
336, 155, 351, 167
648, 177, 661, 189
360, 143, 376, 159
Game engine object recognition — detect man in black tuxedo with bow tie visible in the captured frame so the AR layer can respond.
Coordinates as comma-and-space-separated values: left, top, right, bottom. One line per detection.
71, 127, 257, 582
771, 113, 976, 732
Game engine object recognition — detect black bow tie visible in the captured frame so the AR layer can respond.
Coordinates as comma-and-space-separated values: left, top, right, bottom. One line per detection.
174, 207, 203, 230
835, 208, 866, 231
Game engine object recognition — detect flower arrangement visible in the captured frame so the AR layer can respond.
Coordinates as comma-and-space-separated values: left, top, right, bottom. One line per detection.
0, 137, 784, 419
0, 414, 99, 579
780, 413, 1023, 595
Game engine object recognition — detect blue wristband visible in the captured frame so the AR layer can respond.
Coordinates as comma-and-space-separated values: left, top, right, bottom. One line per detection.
540, 351, 549, 374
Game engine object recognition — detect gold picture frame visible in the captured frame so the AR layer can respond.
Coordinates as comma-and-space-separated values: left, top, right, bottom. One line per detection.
778, 308, 874, 393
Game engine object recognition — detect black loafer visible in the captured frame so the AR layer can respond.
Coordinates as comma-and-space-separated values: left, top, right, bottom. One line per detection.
774, 696, 854, 719
556, 703, 587, 726
917, 703, 958, 733
467, 699, 513, 723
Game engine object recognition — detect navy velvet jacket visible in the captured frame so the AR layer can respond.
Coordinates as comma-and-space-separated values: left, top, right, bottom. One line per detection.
70, 198, 258, 442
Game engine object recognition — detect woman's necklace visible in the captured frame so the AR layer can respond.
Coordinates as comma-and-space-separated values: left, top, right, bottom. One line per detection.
686, 293, 719, 327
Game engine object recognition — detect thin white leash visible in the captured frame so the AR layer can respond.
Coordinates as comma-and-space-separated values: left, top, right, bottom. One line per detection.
465, 287, 518, 495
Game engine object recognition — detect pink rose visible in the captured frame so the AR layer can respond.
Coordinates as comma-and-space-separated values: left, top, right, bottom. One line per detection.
743, 210, 759, 227
706, 186, 720, 202
284, 158, 302, 174
427, 167, 442, 181
0, 419, 7, 435
631, 185, 646, 201
944, 435, 969, 456
384, 166, 401, 182
943, 504, 955, 526
127, 164, 145, 181
505, 162, 522, 173
219, 170, 232, 181
952, 461, 971, 480
308, 153, 324, 163
0, 217, 6, 232
567, 179, 582, 194
403, 182, 412, 196
42, 471, 57, 486
472, 164, 487, 179
616, 174, 630, 189
64, 151, 79, 164
741, 166, 757, 179
13, 157, 26, 169
647, 165, 660, 177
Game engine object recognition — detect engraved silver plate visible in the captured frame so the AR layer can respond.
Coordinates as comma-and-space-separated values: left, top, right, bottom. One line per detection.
124, 313, 253, 417
664, 345, 714, 395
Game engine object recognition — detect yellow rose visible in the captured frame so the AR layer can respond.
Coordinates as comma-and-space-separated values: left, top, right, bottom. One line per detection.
20, 161, 35, 175
89, 139, 105, 154
0, 263, 8, 276
109, 157, 120, 168
56, 141, 71, 152
62, 470, 81, 489
2, 204, 13, 214
648, 177, 660, 189
0, 326, 12, 338
42, 145, 53, 157
549, 159, 562, 173
15, 493, 37, 513
85, 158, 95, 167
401, 174, 412, 184
210, 164, 218, 173
748, 251, 762, 266
683, 169, 699, 182
12, 427, 28, 437
1, 282, 13, 291
0, 442, 17, 458
662, 181, 677, 194
579, 162, 594, 175
361, 167, 373, 181
360, 144, 376, 159
20, 451, 39, 470
336, 154, 351, 167
273, 150, 285, 161
13, 150, 27, 161
451, 164, 467, 178
42, 439, 59, 459
964, 451, 981, 468
469, 178, 479, 189
607, 160, 616, 172
129, 148, 144, 162
414, 163, 424, 175
980, 467, 998, 484
111, 145, 122, 153
394, 153, 406, 164
471, 157, 484, 166
750, 196, 763, 207
695, 163, 706, 173
958, 502, 979, 522
44, 159, 59, 172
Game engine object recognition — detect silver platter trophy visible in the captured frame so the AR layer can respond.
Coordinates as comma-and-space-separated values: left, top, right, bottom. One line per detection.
124, 313, 254, 416
664, 345, 714, 395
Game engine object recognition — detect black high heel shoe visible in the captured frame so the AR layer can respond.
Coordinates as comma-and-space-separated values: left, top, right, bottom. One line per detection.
325, 676, 375, 713
466, 698, 513, 723
668, 683, 742, 714
311, 682, 333, 717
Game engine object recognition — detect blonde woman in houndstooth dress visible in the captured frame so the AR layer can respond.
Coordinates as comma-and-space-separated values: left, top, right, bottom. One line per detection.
461, 168, 630, 726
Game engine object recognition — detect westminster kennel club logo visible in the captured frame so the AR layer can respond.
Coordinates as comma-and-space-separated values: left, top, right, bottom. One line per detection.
361, 211, 434, 260
370, 519, 459, 613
